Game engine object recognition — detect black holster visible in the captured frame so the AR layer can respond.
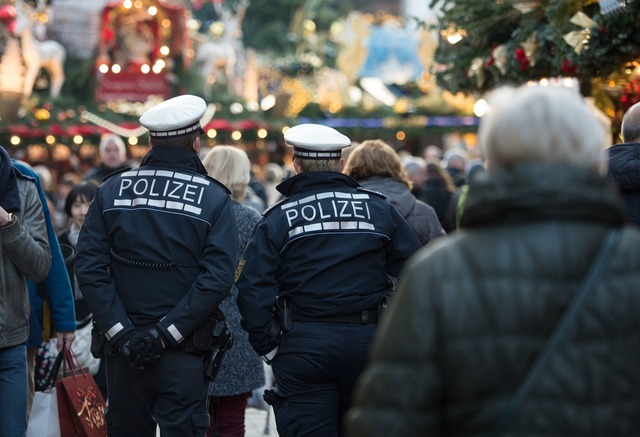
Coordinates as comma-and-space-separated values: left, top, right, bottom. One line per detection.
377, 294, 391, 321
267, 297, 291, 347
90, 322, 106, 359
204, 320, 233, 381
186, 315, 219, 355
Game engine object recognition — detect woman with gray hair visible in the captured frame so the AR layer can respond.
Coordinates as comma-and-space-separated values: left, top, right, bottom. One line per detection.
82, 133, 131, 183
346, 84, 640, 436
202, 145, 265, 436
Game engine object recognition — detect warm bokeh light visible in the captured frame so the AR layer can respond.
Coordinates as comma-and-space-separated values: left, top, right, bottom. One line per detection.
260, 95, 276, 111
303, 19, 316, 33
473, 98, 489, 117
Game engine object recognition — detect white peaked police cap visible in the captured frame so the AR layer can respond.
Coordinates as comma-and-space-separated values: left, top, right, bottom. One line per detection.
284, 123, 351, 159
140, 95, 206, 138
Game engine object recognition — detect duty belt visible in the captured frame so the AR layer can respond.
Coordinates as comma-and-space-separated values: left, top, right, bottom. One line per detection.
292, 308, 377, 324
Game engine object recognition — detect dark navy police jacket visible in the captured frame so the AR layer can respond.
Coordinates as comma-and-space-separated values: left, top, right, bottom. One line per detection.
236, 171, 422, 355
75, 147, 238, 347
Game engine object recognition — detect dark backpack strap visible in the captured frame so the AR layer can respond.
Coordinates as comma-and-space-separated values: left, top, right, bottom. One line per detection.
488, 228, 622, 436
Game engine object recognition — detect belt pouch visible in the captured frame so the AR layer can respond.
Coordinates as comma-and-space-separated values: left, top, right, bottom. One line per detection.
186, 316, 216, 354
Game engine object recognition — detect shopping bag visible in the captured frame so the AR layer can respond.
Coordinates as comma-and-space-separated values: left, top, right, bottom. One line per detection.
27, 390, 61, 437
56, 346, 107, 437
35, 337, 59, 392
27, 349, 63, 437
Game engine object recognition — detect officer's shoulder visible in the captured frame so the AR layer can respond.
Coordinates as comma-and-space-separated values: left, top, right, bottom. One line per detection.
356, 186, 387, 199
262, 196, 290, 217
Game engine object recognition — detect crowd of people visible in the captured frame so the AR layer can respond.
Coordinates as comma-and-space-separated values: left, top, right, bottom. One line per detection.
1, 83, 640, 437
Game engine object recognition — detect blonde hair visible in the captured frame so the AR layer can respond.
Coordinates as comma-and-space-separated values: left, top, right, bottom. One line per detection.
343, 139, 413, 189
479, 85, 607, 174
202, 146, 251, 201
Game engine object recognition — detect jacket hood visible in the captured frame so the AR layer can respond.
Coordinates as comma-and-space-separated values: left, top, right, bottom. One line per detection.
358, 177, 415, 217
461, 163, 625, 228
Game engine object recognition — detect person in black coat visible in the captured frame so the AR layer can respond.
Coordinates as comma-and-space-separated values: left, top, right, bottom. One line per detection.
608, 101, 640, 226
75, 95, 237, 437
237, 124, 422, 437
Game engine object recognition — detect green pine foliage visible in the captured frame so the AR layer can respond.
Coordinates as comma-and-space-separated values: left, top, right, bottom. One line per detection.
429, 0, 640, 96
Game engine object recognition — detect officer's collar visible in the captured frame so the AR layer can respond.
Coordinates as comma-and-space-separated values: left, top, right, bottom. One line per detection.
276, 171, 360, 197
140, 146, 208, 175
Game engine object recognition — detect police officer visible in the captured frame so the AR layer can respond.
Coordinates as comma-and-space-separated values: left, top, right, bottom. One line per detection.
75, 95, 237, 437
236, 124, 422, 437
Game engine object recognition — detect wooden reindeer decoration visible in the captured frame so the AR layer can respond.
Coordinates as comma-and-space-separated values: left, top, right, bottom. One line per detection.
195, 0, 249, 96
13, 0, 66, 98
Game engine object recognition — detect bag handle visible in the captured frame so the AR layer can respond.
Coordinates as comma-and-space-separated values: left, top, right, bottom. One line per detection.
62, 344, 89, 380
488, 228, 621, 436
41, 346, 64, 391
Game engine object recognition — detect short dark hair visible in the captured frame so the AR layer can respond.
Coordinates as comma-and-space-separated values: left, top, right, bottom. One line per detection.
295, 157, 341, 173
64, 182, 98, 217
149, 132, 199, 149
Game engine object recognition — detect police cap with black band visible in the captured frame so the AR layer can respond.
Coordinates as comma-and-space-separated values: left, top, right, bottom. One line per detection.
140, 94, 206, 138
285, 123, 351, 159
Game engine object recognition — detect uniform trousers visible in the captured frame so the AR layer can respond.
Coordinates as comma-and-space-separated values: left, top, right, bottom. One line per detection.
105, 346, 210, 437
269, 322, 376, 437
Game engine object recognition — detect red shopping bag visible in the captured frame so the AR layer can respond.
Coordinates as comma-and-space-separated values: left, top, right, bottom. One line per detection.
55, 346, 107, 437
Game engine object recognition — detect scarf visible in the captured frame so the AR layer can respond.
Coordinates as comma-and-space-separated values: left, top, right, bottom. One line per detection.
0, 146, 20, 212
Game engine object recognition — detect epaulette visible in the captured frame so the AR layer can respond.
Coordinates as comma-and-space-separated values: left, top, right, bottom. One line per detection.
102, 167, 132, 181
262, 196, 290, 217
356, 186, 387, 199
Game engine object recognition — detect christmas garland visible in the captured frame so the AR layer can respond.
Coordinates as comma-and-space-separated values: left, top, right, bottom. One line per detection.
429, 0, 640, 95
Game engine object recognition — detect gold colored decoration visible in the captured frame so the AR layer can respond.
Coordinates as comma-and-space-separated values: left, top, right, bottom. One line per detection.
469, 57, 485, 88
563, 12, 597, 54
513, 1, 542, 13
520, 32, 539, 67
34, 108, 50, 121
440, 24, 467, 45
492, 45, 509, 75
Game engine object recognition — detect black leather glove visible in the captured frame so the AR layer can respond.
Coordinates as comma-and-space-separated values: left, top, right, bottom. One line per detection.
111, 330, 136, 353
120, 328, 166, 370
